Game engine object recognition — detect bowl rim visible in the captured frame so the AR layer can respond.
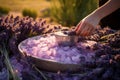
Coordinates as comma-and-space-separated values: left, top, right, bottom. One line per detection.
18, 37, 80, 65
18, 35, 82, 73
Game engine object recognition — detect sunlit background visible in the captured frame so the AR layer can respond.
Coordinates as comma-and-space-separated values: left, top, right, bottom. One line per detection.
0, 0, 51, 18
0, 0, 98, 26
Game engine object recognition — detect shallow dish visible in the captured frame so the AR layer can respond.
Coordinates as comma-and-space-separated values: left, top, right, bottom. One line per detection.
18, 35, 96, 73
18, 35, 81, 73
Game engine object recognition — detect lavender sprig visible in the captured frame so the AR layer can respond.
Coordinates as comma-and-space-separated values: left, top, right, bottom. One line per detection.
0, 43, 20, 80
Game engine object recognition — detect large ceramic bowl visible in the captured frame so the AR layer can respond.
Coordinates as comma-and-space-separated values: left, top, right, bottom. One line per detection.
18, 34, 96, 73
18, 35, 81, 73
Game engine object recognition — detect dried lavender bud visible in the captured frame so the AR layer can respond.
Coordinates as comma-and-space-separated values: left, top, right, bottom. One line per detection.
46, 25, 49, 28
85, 46, 91, 49
77, 36, 86, 42
54, 26, 58, 29
61, 28, 69, 31
0, 68, 8, 80
102, 68, 113, 79
114, 54, 120, 62
4, 16, 9, 23
67, 31, 76, 36
91, 43, 101, 50
62, 31, 68, 35
0, 30, 10, 43
79, 56, 86, 62
100, 55, 111, 60
46, 29, 53, 33
95, 49, 106, 57
96, 59, 110, 67
58, 25, 61, 29
9, 37, 19, 54
109, 38, 120, 48
14, 16, 20, 22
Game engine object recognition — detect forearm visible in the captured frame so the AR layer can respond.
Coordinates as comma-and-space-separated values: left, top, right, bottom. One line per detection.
90, 0, 120, 20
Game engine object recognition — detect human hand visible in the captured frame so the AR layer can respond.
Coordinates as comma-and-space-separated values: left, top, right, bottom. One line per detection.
75, 15, 100, 36
75, 0, 120, 36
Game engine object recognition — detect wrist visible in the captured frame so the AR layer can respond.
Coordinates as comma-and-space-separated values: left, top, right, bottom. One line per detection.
82, 12, 101, 29
89, 10, 102, 21
84, 12, 101, 24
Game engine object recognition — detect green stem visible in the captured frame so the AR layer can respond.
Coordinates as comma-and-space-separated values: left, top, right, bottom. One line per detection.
0, 43, 20, 80
33, 65, 48, 80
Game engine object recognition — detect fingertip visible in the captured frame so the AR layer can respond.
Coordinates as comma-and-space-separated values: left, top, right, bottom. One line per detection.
88, 27, 95, 35
96, 25, 101, 29
75, 22, 81, 31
